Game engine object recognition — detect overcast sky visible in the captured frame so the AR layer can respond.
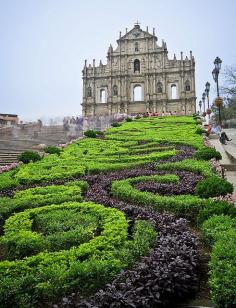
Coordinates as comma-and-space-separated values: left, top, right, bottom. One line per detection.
0, 0, 235, 121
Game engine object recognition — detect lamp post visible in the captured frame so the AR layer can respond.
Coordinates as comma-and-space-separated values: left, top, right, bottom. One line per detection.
212, 57, 222, 126
199, 100, 202, 114
205, 82, 211, 122
202, 92, 206, 118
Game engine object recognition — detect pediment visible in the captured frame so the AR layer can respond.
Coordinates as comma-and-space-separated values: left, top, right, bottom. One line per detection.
119, 26, 155, 41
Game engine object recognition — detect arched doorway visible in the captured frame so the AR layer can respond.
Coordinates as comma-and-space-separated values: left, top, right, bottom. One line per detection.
133, 85, 142, 101
171, 85, 177, 99
100, 89, 106, 103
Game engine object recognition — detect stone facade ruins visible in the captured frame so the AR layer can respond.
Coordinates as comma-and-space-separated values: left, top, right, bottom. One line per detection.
81, 23, 196, 116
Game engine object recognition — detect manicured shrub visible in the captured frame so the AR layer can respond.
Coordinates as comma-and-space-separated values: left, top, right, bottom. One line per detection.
195, 176, 233, 198
0, 202, 156, 306
197, 200, 236, 226
156, 158, 214, 177
63, 212, 199, 308
1, 205, 101, 260
208, 227, 236, 307
0, 181, 87, 221
44, 146, 61, 155
125, 117, 133, 122
84, 130, 97, 138
201, 215, 236, 245
194, 147, 222, 161
111, 172, 236, 225
0, 170, 19, 191
111, 122, 121, 127
195, 127, 206, 135
200, 215, 236, 307
15, 155, 86, 184
95, 130, 104, 136
17, 151, 41, 164
129, 145, 174, 155
111, 174, 204, 222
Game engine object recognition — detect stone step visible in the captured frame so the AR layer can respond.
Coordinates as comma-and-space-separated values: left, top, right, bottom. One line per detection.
0, 162, 18, 165
0, 155, 19, 159
0, 153, 19, 156
223, 144, 236, 163
0, 125, 80, 164
0, 157, 18, 160
0, 140, 64, 149
221, 164, 236, 171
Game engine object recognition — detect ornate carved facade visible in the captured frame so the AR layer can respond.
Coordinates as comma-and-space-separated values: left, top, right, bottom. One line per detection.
82, 23, 196, 116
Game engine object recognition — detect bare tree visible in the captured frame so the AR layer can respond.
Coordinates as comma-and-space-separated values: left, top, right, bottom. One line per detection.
214, 65, 236, 121
221, 65, 236, 96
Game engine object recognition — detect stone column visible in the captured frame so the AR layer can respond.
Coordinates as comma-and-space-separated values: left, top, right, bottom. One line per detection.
125, 102, 128, 114
154, 102, 157, 113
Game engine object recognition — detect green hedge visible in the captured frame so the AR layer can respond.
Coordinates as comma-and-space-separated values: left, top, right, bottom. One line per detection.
156, 158, 214, 177
197, 201, 236, 226
44, 146, 61, 155
0, 202, 156, 307
17, 151, 41, 164
195, 176, 233, 198
129, 145, 175, 155
195, 127, 206, 135
15, 155, 86, 184
84, 130, 97, 138
201, 215, 236, 307
194, 147, 222, 161
111, 122, 122, 127
105, 116, 203, 148
201, 215, 236, 245
0, 181, 87, 222
1, 203, 100, 260
0, 170, 19, 191
111, 174, 235, 224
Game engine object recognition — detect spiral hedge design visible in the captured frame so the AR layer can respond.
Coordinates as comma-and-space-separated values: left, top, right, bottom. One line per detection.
0, 116, 235, 308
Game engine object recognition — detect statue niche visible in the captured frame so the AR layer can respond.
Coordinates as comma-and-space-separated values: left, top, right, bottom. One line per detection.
134, 59, 140, 73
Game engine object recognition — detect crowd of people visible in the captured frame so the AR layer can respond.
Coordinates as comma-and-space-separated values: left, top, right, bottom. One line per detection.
63, 116, 83, 131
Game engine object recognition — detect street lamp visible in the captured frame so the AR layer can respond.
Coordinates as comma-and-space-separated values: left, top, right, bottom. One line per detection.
202, 92, 206, 118
205, 82, 211, 121
212, 57, 222, 125
202, 92, 206, 111
199, 100, 202, 114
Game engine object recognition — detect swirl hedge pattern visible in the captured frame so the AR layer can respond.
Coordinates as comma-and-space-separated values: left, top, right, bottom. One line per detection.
0, 116, 235, 308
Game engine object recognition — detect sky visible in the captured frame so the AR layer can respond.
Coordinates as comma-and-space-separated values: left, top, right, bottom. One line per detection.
0, 0, 235, 121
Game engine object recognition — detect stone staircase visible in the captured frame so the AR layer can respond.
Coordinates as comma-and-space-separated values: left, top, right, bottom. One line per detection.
0, 150, 21, 166
0, 125, 81, 166
223, 143, 236, 167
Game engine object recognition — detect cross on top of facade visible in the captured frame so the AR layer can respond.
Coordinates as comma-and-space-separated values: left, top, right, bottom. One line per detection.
134, 20, 140, 26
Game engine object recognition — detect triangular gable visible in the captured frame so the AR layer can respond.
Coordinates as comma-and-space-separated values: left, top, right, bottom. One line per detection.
118, 26, 156, 41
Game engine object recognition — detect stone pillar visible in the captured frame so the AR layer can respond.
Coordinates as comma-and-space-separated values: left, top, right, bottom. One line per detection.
163, 101, 167, 113
108, 103, 112, 115
145, 76, 149, 101
117, 102, 120, 114
124, 76, 128, 101
125, 102, 128, 114
154, 102, 157, 113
